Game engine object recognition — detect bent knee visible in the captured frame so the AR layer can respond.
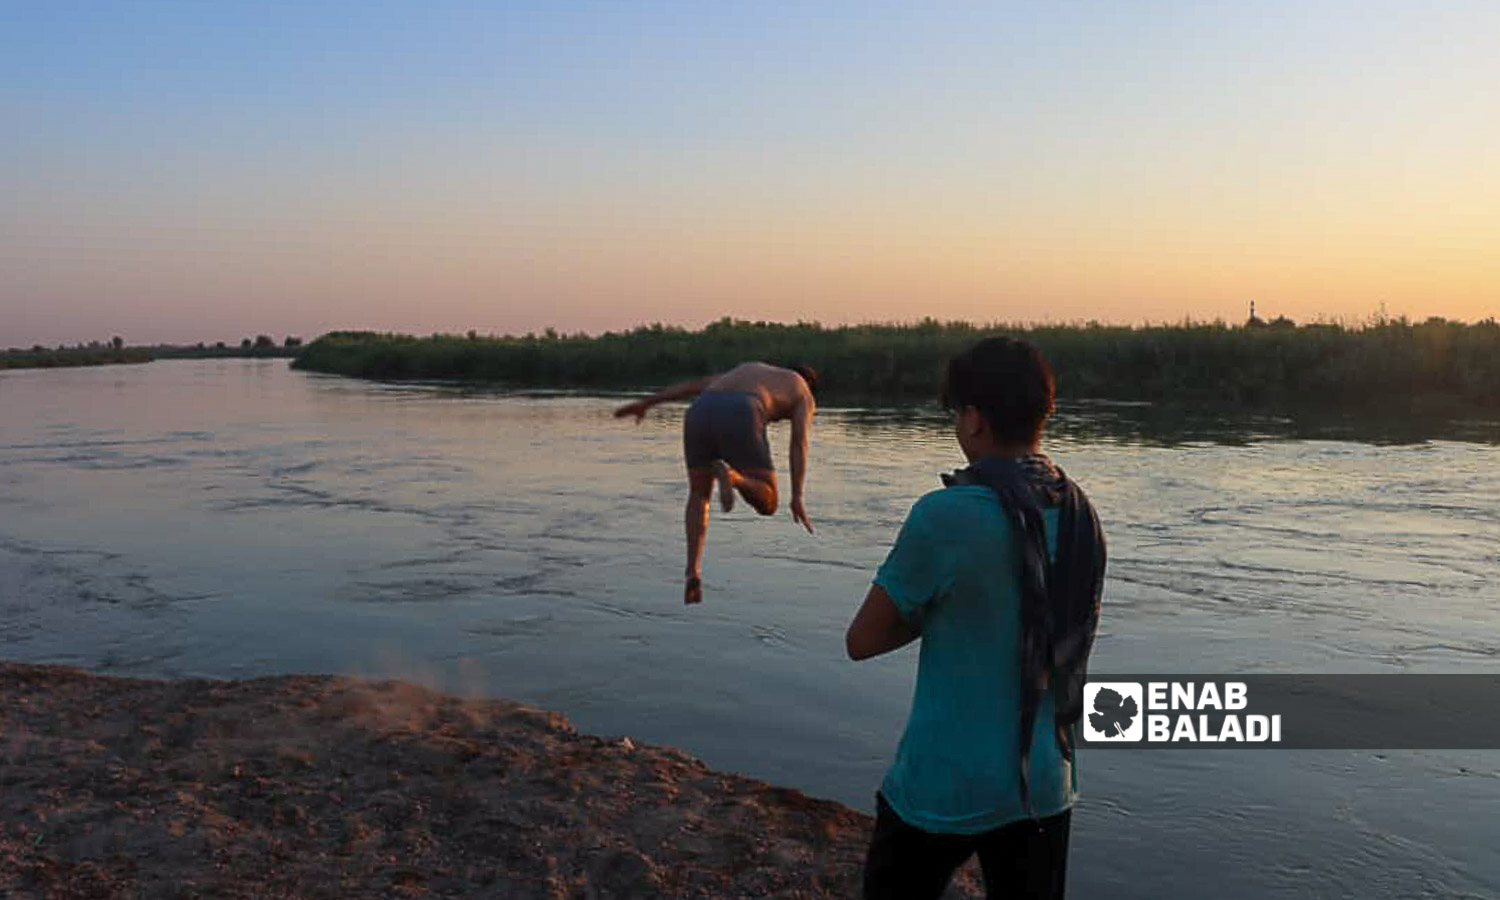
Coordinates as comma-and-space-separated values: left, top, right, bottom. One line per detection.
753, 495, 778, 516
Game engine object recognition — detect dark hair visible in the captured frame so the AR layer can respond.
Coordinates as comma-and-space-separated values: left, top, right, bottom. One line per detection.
940, 337, 1054, 445
789, 364, 820, 397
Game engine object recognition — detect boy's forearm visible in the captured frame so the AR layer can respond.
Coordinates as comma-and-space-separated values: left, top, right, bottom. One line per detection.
790, 439, 807, 498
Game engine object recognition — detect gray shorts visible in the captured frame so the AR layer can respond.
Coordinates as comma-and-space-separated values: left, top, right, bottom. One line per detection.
683, 391, 773, 472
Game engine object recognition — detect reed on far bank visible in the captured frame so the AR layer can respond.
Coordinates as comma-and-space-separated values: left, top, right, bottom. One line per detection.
0, 346, 153, 370
291, 316, 1500, 410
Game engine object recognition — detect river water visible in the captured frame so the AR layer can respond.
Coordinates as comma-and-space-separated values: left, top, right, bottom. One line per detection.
3, 359, 1498, 898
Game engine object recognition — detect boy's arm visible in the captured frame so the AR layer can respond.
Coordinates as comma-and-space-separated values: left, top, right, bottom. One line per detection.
613, 375, 715, 420
788, 396, 814, 532
848, 493, 950, 660
845, 584, 921, 660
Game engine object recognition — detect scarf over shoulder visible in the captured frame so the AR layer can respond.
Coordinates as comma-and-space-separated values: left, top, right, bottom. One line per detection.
941, 453, 1107, 818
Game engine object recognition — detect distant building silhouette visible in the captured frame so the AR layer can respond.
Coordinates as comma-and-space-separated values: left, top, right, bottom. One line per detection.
1246, 300, 1265, 328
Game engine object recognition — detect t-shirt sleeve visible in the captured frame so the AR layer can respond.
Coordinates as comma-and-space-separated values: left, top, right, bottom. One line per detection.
873, 496, 955, 622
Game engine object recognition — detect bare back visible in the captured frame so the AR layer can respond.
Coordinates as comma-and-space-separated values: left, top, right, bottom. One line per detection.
707, 362, 812, 422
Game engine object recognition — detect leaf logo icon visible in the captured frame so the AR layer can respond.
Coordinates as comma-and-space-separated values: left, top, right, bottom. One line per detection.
1089, 686, 1139, 737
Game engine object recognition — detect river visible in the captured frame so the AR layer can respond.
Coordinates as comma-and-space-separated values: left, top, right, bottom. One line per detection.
3, 358, 1497, 897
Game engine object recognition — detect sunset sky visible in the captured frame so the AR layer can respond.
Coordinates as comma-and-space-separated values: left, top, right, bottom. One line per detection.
4, 1, 1497, 347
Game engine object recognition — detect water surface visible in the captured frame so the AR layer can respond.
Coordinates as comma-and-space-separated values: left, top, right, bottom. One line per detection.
3, 360, 1498, 898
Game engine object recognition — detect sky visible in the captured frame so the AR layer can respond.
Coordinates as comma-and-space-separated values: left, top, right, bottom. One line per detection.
3, 0, 1498, 347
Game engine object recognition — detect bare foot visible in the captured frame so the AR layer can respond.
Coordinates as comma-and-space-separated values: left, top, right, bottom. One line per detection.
712, 460, 736, 513
684, 575, 703, 605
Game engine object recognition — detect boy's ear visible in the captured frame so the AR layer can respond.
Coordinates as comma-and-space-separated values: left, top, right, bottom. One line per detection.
959, 406, 986, 439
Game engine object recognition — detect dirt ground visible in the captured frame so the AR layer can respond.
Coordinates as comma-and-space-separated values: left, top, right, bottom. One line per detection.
0, 662, 981, 898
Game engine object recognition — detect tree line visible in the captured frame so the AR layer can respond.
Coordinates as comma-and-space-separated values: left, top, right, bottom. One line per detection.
2, 335, 305, 370
290, 316, 1500, 411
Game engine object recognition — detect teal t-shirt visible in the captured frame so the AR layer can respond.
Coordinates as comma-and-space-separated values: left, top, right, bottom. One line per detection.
874, 484, 1075, 834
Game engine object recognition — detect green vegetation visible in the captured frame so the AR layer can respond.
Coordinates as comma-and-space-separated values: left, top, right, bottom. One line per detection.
151, 339, 299, 360
2, 336, 302, 370
0, 346, 153, 370
292, 317, 1500, 410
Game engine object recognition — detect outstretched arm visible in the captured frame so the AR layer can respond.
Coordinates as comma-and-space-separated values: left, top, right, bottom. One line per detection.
788, 397, 814, 533
614, 375, 716, 420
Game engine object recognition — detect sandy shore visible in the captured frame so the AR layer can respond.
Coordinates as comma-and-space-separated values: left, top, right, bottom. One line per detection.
0, 662, 981, 898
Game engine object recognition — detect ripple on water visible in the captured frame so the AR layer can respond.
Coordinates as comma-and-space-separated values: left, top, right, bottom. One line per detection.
340, 576, 494, 605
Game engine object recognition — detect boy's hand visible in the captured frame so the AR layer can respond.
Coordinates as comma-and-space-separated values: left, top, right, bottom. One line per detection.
790, 496, 814, 534
614, 400, 649, 422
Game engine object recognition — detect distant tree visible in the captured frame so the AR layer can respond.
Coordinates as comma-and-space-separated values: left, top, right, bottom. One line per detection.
215, 341, 227, 350
254, 334, 275, 349
196, 342, 206, 349
284, 336, 303, 348
467, 330, 478, 341
1269, 316, 1296, 330
112, 336, 124, 350
31, 344, 45, 353
241, 338, 253, 350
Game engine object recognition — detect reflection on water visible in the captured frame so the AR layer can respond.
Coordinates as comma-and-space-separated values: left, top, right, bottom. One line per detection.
2, 360, 1499, 899
835, 397, 1500, 448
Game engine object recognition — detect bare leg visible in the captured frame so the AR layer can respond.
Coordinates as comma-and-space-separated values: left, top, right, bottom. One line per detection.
717, 464, 778, 516
685, 467, 714, 603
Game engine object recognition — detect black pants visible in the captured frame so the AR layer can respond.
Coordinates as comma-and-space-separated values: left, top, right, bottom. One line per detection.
863, 793, 1071, 900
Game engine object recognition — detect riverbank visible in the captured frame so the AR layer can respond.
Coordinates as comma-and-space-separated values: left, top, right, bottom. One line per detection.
289, 318, 1500, 410
0, 661, 982, 899
1, 346, 296, 371
0, 348, 153, 370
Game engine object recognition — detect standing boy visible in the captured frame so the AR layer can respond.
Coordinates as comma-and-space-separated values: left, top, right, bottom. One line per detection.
845, 337, 1106, 900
